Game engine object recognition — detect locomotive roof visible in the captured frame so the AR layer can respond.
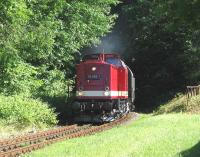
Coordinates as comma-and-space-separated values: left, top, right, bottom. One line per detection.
84, 53, 120, 57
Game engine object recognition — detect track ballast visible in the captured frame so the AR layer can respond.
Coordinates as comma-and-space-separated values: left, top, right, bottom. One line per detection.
0, 112, 136, 157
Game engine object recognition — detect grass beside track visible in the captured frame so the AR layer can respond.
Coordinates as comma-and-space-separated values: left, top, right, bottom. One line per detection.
24, 114, 200, 157
155, 95, 200, 114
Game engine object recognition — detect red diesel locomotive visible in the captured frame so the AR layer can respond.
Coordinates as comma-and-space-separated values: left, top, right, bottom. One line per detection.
72, 53, 135, 122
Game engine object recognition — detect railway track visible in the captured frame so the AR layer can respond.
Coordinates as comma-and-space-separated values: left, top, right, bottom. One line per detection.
0, 113, 135, 157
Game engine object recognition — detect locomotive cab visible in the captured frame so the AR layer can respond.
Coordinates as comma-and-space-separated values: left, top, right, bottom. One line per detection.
72, 53, 135, 123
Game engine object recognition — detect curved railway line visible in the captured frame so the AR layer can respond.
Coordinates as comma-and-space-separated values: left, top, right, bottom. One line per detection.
0, 112, 137, 157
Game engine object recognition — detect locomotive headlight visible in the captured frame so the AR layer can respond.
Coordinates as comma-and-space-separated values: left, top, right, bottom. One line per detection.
104, 91, 110, 96
77, 91, 83, 96
92, 67, 96, 71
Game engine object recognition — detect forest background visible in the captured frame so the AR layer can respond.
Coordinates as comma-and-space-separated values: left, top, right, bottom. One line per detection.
0, 0, 199, 118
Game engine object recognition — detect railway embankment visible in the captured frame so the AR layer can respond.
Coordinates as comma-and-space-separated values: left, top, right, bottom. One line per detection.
22, 113, 200, 157
22, 94, 200, 157
0, 95, 57, 139
1, 94, 200, 157
0, 113, 135, 157
155, 94, 200, 114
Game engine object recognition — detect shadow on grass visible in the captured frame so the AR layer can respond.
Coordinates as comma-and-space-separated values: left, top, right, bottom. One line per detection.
179, 141, 200, 157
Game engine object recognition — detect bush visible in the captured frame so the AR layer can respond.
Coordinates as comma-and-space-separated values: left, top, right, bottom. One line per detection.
0, 95, 58, 128
0, 60, 70, 98
155, 94, 200, 114
37, 67, 71, 98
0, 61, 42, 96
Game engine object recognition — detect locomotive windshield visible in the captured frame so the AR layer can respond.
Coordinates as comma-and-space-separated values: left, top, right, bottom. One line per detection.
83, 54, 100, 61
105, 57, 122, 67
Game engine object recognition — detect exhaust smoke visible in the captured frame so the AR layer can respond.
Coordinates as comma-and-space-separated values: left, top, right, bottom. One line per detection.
83, 33, 127, 55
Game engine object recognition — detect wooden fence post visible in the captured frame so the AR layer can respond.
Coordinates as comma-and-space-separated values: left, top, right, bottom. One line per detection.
186, 85, 200, 105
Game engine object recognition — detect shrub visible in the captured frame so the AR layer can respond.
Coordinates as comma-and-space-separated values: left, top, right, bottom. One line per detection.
37, 67, 70, 97
0, 95, 58, 128
155, 94, 200, 114
0, 61, 42, 96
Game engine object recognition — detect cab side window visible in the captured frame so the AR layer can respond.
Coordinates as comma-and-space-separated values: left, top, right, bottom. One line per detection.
106, 57, 122, 67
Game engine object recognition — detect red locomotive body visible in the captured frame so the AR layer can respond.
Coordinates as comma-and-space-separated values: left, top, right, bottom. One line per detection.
72, 53, 135, 122
76, 54, 128, 99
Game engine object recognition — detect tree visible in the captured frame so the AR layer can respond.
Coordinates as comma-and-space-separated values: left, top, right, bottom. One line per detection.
121, 0, 200, 110
0, 0, 119, 96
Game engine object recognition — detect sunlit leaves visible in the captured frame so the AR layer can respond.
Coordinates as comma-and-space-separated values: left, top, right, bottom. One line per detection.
0, 0, 118, 96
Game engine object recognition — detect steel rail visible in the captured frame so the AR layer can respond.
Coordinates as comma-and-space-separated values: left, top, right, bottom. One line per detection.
0, 125, 78, 151
0, 125, 77, 145
0, 125, 90, 153
0, 113, 134, 157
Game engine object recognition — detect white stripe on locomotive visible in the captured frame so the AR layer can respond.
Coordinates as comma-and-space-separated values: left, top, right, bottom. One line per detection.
76, 91, 128, 97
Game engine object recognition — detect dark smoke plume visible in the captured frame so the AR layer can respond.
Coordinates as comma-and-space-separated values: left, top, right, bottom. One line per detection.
92, 33, 126, 54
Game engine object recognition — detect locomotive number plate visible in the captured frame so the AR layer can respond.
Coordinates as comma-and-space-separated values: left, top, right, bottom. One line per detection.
87, 74, 101, 80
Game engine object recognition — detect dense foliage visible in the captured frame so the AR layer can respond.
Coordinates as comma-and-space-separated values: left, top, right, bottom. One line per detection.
0, 0, 118, 127
0, 0, 199, 115
0, 95, 57, 128
0, 0, 118, 97
120, 0, 200, 110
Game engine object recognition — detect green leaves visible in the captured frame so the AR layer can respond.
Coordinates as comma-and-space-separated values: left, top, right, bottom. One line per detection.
0, 95, 58, 128
122, 0, 200, 108
0, 61, 42, 96
0, 0, 118, 97
0, 0, 118, 128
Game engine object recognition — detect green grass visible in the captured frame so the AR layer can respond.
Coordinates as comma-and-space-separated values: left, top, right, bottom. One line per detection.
24, 114, 200, 157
